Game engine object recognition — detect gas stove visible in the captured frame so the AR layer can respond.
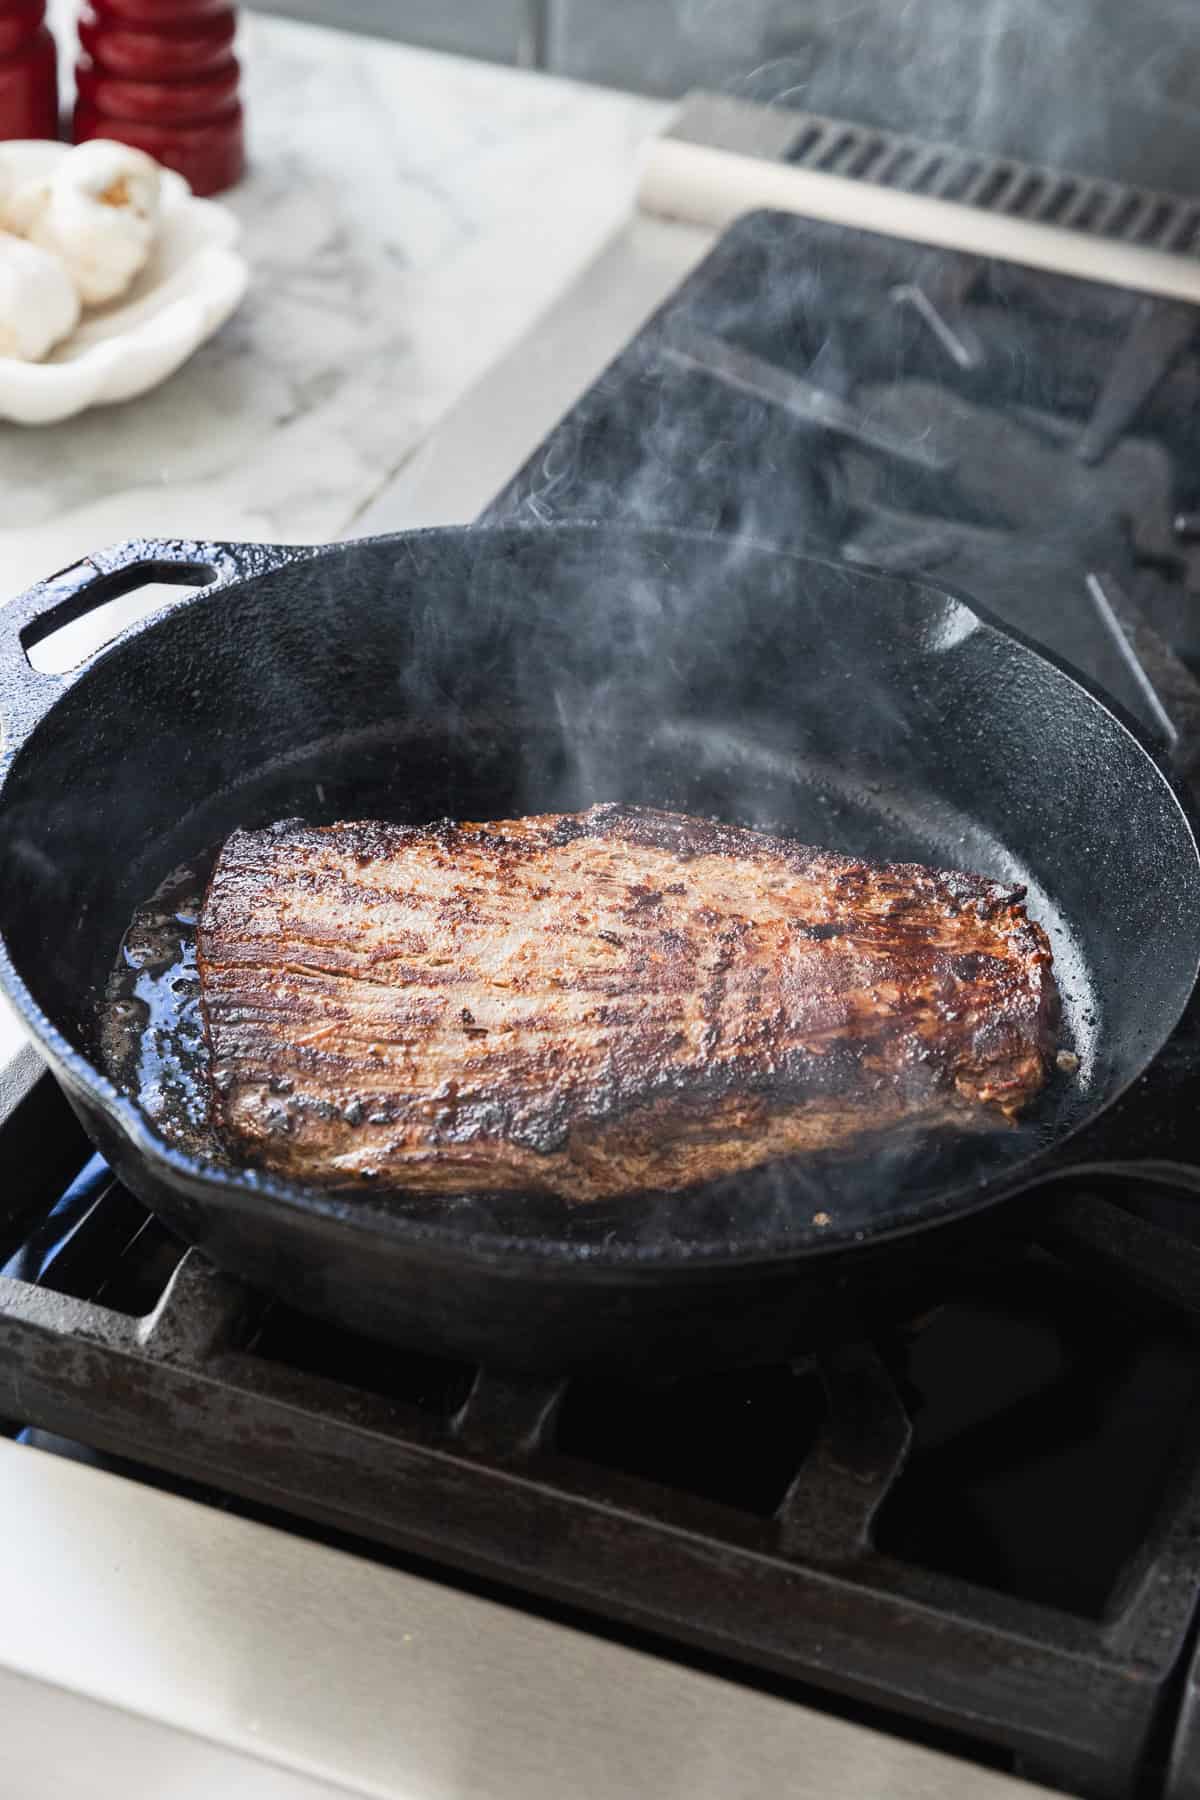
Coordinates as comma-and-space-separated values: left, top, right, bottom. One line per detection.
8, 100, 1200, 1800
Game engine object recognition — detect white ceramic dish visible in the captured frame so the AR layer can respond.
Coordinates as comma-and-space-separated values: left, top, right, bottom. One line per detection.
0, 141, 248, 426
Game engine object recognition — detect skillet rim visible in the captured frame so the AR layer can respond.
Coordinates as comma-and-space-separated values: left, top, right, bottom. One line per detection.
0, 520, 1197, 1275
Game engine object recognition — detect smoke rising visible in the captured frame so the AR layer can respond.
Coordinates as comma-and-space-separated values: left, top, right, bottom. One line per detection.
570, 0, 1200, 191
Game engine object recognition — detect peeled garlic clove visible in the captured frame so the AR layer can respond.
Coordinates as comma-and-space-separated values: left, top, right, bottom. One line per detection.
0, 232, 81, 362
4, 178, 46, 239
10, 140, 162, 307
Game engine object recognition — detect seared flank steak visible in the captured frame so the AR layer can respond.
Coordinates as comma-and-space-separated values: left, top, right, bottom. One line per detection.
196, 805, 1058, 1200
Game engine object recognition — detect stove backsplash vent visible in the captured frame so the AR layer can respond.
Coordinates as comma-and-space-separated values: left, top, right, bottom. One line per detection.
670, 93, 1200, 258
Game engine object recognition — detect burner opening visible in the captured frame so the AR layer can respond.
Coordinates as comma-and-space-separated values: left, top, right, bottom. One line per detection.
245, 1305, 476, 1420
876, 1258, 1200, 1618
555, 1363, 824, 1517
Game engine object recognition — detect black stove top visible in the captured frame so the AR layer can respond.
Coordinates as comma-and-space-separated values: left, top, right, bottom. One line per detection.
6, 210, 1200, 1800
486, 209, 1200, 774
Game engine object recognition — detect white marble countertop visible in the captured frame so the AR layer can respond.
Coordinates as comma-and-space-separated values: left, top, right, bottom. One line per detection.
0, 9, 669, 1064
0, 9, 669, 585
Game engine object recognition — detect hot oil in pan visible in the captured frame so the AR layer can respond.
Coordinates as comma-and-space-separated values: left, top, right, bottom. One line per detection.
101, 857, 220, 1166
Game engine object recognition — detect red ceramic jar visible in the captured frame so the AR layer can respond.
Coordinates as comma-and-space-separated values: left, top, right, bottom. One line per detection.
96, 0, 232, 18
77, 4, 237, 80
73, 0, 244, 194
0, 1, 57, 140
75, 53, 240, 125
0, 0, 47, 60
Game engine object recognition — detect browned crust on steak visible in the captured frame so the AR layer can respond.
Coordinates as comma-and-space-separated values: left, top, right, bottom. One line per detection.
195, 804, 1058, 1201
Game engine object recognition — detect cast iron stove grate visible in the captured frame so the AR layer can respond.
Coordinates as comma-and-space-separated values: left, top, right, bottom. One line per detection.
4, 1070, 1200, 1800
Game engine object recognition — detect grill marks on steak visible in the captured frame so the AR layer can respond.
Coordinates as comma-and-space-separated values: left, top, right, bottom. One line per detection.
196, 805, 1058, 1200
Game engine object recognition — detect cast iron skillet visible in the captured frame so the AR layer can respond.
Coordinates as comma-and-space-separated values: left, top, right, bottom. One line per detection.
0, 525, 1198, 1373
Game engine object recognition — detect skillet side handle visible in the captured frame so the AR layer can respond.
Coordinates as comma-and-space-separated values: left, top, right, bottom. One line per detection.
0, 537, 323, 750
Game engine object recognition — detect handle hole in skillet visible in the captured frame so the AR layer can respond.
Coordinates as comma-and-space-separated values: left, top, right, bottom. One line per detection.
22, 560, 218, 675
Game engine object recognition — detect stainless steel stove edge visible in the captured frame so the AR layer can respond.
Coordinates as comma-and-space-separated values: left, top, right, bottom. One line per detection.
0, 1439, 1056, 1800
